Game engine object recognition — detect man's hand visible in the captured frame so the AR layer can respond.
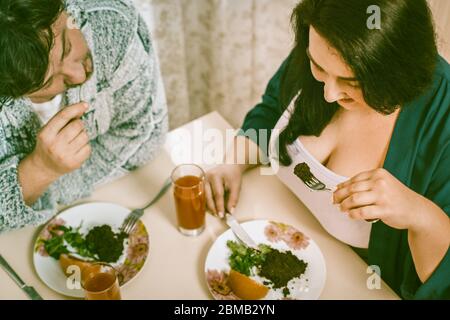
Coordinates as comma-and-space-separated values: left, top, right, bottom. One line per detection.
18, 102, 92, 205
29, 102, 92, 180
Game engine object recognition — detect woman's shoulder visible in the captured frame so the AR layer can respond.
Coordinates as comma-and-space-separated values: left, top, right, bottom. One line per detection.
431, 55, 450, 132
406, 55, 450, 139
434, 55, 450, 87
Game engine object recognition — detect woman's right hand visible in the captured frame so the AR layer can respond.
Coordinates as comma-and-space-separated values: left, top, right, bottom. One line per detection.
205, 164, 247, 218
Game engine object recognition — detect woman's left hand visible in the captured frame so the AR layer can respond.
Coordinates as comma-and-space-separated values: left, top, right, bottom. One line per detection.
333, 168, 426, 230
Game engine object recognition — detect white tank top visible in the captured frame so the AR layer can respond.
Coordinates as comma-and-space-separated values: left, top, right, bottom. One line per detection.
269, 99, 371, 248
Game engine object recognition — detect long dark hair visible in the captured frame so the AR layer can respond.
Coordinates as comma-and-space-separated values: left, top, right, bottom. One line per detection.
0, 0, 64, 105
278, 0, 438, 166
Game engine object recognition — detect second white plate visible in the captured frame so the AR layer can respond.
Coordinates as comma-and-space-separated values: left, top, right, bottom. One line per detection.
205, 220, 326, 300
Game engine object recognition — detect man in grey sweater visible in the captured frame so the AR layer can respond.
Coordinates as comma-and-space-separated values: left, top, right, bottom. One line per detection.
0, 0, 168, 232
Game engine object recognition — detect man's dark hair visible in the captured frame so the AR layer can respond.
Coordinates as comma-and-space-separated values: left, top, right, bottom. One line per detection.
0, 0, 64, 102
278, 0, 438, 166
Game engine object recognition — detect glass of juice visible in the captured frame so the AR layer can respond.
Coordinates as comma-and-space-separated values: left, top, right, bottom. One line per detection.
171, 164, 206, 236
81, 263, 121, 300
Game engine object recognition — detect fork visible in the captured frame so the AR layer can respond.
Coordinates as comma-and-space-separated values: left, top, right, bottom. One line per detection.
294, 162, 331, 192
303, 175, 332, 192
120, 177, 172, 234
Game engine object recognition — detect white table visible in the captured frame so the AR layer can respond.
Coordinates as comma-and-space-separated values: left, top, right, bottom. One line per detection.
0, 112, 399, 300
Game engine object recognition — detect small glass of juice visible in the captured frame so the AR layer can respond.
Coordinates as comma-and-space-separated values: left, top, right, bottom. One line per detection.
171, 164, 206, 236
81, 263, 121, 300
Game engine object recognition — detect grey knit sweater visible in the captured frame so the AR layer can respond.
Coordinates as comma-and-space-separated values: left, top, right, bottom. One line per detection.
0, 0, 168, 233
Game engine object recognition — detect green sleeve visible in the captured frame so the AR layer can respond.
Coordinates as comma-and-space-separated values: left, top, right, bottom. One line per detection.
414, 144, 450, 299
238, 53, 292, 155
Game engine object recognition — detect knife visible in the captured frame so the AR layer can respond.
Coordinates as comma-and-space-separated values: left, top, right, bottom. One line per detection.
225, 213, 259, 251
0, 254, 43, 300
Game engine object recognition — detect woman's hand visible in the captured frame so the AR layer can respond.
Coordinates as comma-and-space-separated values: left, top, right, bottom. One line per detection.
333, 168, 428, 230
205, 164, 247, 218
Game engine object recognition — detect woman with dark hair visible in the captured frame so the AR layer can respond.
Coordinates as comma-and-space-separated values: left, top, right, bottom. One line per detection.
206, 0, 450, 299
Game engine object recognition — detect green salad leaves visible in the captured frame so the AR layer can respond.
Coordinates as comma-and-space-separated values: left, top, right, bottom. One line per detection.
226, 240, 308, 297
226, 240, 272, 276
44, 224, 127, 263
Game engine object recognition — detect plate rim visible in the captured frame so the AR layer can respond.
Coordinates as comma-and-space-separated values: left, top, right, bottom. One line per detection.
32, 201, 150, 298
204, 219, 327, 300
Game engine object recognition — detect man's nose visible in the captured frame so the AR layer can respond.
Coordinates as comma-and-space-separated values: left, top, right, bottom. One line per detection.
63, 63, 87, 86
323, 78, 344, 103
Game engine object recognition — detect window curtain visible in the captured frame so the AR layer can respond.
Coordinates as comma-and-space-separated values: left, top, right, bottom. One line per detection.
133, 0, 449, 129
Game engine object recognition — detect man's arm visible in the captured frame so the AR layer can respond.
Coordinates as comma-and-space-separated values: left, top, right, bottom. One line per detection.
17, 103, 91, 205
17, 155, 55, 205
0, 154, 56, 233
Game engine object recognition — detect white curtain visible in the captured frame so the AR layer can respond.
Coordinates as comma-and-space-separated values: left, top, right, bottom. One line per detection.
428, 0, 450, 62
134, 0, 297, 128
133, 0, 450, 129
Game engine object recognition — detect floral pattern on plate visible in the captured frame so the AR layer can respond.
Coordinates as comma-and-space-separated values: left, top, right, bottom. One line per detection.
34, 217, 149, 286
205, 270, 238, 300
33, 202, 150, 298
264, 221, 310, 250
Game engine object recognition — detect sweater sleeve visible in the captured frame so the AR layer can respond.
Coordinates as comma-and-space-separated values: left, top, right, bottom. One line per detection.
0, 153, 57, 233
238, 53, 292, 155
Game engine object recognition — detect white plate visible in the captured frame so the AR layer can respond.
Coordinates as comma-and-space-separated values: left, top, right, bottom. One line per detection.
205, 220, 326, 300
33, 202, 150, 298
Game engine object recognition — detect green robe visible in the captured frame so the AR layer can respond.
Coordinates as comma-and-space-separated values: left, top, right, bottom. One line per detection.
240, 55, 450, 299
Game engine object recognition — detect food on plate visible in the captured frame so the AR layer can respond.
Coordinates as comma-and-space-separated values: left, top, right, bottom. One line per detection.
42, 223, 128, 268
85, 225, 127, 263
226, 240, 308, 298
227, 269, 269, 300
59, 254, 92, 276
227, 240, 268, 276
259, 249, 307, 292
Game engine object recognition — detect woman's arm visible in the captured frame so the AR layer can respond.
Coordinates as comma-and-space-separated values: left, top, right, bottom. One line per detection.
408, 195, 450, 283
334, 167, 450, 284
205, 54, 292, 216
205, 135, 262, 217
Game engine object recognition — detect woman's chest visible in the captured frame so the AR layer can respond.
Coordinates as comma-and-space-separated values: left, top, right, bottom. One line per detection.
299, 110, 400, 178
